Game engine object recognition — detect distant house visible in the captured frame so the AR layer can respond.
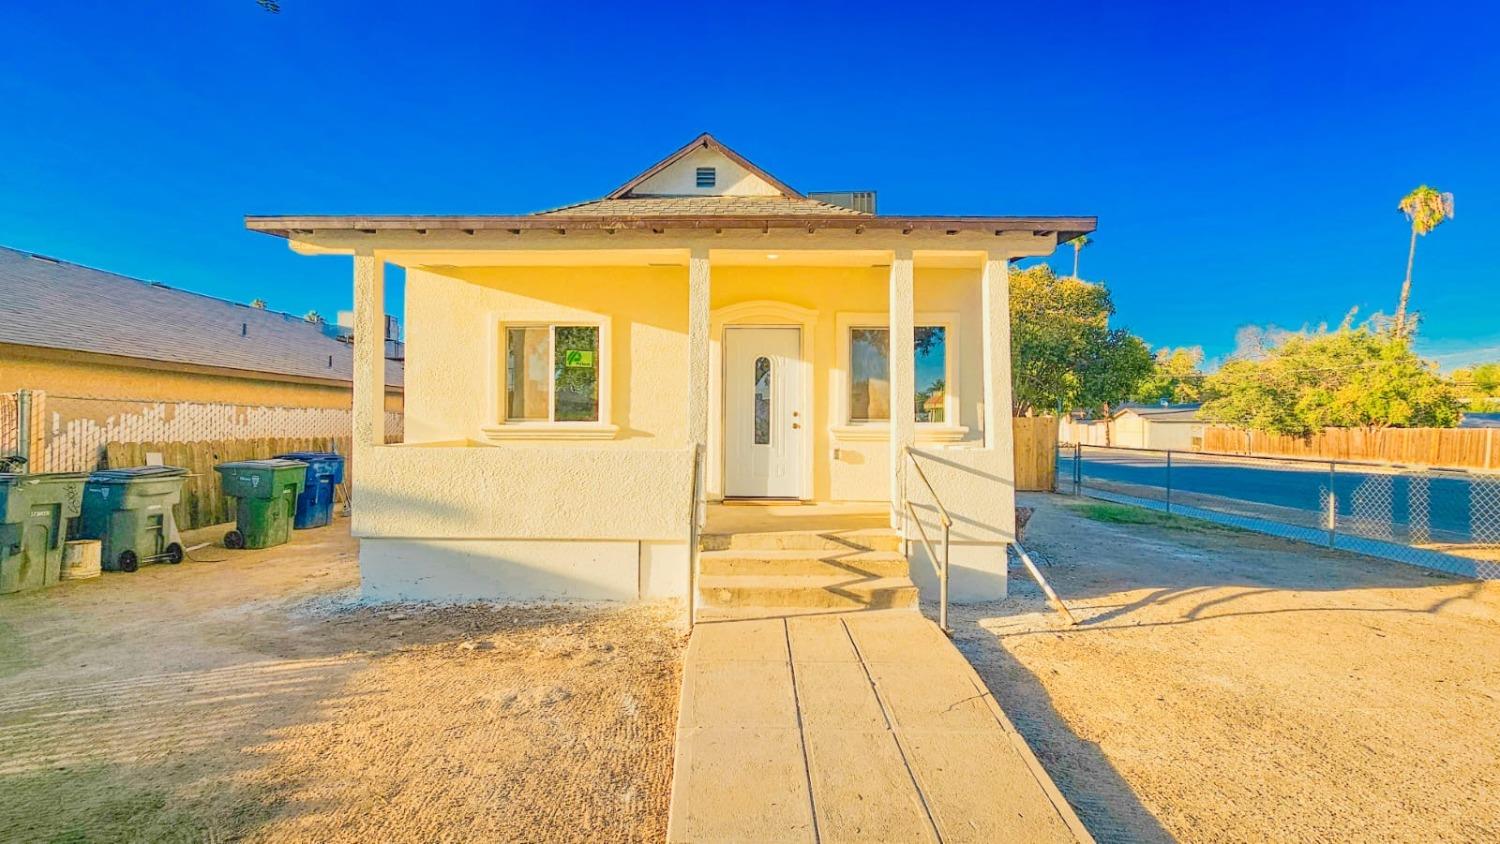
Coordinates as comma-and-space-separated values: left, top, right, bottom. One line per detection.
1460, 412, 1500, 429
1108, 404, 1205, 450
0, 245, 404, 469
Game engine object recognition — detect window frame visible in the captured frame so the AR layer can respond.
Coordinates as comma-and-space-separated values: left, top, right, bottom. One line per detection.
485, 312, 617, 440
832, 311, 965, 443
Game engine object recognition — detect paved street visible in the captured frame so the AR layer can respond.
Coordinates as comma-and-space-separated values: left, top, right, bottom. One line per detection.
1061, 449, 1491, 541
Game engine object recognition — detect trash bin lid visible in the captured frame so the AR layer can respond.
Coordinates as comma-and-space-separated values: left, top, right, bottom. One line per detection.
0, 473, 19, 487
89, 466, 189, 482
274, 451, 344, 463
216, 458, 308, 471
15, 471, 89, 483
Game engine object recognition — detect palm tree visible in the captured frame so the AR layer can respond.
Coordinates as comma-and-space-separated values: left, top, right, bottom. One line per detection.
1068, 235, 1091, 278
1394, 186, 1454, 337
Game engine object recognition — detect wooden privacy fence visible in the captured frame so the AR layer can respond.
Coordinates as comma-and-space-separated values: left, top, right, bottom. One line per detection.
104, 437, 353, 531
0, 390, 48, 467
1203, 426, 1500, 470
1013, 416, 1058, 491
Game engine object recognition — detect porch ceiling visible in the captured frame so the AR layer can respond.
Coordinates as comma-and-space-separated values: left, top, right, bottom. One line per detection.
369, 248, 985, 270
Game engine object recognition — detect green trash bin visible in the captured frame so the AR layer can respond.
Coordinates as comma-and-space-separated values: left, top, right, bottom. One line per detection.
78, 466, 189, 573
0, 471, 88, 594
215, 459, 307, 550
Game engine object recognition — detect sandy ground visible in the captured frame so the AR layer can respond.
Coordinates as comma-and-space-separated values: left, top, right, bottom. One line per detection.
0, 519, 684, 843
953, 494, 1500, 844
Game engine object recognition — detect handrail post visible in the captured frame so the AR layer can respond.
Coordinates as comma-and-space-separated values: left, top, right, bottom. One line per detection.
687, 444, 701, 630
939, 522, 949, 633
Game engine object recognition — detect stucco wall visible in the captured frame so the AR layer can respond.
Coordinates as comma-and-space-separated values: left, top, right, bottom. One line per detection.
354, 443, 694, 540
1, 344, 404, 411
401, 262, 987, 503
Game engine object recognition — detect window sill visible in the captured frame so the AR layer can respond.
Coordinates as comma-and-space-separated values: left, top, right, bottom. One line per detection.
480, 422, 620, 442
830, 424, 970, 444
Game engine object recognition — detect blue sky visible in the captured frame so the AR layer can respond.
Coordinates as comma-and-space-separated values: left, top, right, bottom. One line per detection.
3, 1, 1496, 369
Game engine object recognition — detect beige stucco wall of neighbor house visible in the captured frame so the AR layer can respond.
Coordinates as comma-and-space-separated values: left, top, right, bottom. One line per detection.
1144, 420, 1204, 451
0, 343, 405, 411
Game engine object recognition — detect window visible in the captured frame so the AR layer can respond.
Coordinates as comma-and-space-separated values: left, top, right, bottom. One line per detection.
848, 326, 948, 423
695, 166, 716, 188
505, 325, 600, 422
753, 356, 772, 445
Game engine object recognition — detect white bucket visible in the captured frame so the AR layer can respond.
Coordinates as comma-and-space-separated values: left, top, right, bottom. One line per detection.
61, 540, 102, 580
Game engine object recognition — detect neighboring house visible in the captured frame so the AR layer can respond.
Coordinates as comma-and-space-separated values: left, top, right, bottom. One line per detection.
1460, 412, 1500, 429
246, 133, 1095, 603
0, 245, 404, 468
1109, 403, 1205, 450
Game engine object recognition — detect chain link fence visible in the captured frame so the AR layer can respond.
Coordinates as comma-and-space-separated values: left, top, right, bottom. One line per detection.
2, 391, 402, 473
1058, 442, 1500, 580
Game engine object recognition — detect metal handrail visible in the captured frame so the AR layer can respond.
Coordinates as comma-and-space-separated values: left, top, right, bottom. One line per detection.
687, 443, 702, 629
902, 446, 950, 634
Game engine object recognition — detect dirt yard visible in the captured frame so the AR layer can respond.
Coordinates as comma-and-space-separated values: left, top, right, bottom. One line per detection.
956, 493, 1500, 844
0, 520, 684, 843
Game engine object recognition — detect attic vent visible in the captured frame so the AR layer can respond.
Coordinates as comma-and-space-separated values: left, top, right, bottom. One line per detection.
695, 167, 716, 188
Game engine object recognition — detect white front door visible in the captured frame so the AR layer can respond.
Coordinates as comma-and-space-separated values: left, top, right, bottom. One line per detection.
724, 327, 804, 498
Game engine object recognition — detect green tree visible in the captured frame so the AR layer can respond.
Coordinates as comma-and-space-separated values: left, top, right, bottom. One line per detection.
304, 310, 324, 324
249, 298, 267, 309
1200, 321, 1461, 435
1393, 185, 1454, 337
1067, 235, 1091, 278
1133, 346, 1205, 404
1010, 264, 1153, 416
1453, 362, 1500, 412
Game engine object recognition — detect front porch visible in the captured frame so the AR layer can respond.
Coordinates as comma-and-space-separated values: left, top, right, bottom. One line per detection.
337, 241, 1028, 604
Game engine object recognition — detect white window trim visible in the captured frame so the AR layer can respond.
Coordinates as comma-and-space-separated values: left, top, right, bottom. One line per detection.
481, 311, 618, 442
831, 311, 968, 443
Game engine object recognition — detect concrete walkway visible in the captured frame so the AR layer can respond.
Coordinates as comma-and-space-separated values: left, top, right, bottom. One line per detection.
667, 610, 1093, 843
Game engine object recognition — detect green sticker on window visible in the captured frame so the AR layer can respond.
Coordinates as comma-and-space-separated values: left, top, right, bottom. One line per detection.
563, 349, 595, 368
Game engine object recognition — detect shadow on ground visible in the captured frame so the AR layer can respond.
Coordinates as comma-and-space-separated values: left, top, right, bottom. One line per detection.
944, 493, 1500, 843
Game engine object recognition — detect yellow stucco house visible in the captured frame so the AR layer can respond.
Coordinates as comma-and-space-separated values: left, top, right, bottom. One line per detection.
247, 134, 1093, 606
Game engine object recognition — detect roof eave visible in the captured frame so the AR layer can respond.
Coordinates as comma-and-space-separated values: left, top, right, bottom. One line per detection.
245, 214, 1098, 241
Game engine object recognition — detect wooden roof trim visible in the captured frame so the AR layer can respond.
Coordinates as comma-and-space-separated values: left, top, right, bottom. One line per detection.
603, 133, 805, 200
246, 214, 1097, 240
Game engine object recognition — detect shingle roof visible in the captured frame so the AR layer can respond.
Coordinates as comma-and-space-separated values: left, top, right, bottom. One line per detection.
1114, 403, 1202, 421
535, 195, 868, 217
0, 246, 402, 388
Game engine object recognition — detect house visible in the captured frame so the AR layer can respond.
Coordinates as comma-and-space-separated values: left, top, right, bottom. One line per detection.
1460, 412, 1500, 429
246, 133, 1095, 604
0, 245, 404, 470
1108, 403, 1204, 450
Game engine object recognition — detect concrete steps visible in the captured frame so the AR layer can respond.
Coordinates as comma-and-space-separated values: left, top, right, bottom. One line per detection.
700, 528, 902, 553
699, 548, 909, 578
696, 527, 916, 615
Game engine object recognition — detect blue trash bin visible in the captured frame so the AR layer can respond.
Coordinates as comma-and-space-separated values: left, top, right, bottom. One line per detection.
273, 451, 345, 529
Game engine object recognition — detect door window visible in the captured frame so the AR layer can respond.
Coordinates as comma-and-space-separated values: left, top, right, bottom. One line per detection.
753, 356, 771, 445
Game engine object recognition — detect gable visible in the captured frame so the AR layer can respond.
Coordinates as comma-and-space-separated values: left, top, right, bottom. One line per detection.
630, 147, 784, 197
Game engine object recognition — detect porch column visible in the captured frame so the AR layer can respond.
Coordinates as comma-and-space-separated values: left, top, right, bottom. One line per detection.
687, 246, 711, 453
980, 253, 1014, 449
352, 249, 386, 451
889, 248, 915, 526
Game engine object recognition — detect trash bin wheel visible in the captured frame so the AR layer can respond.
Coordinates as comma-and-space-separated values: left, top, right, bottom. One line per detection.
224, 530, 245, 550
164, 543, 184, 564
118, 550, 139, 573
